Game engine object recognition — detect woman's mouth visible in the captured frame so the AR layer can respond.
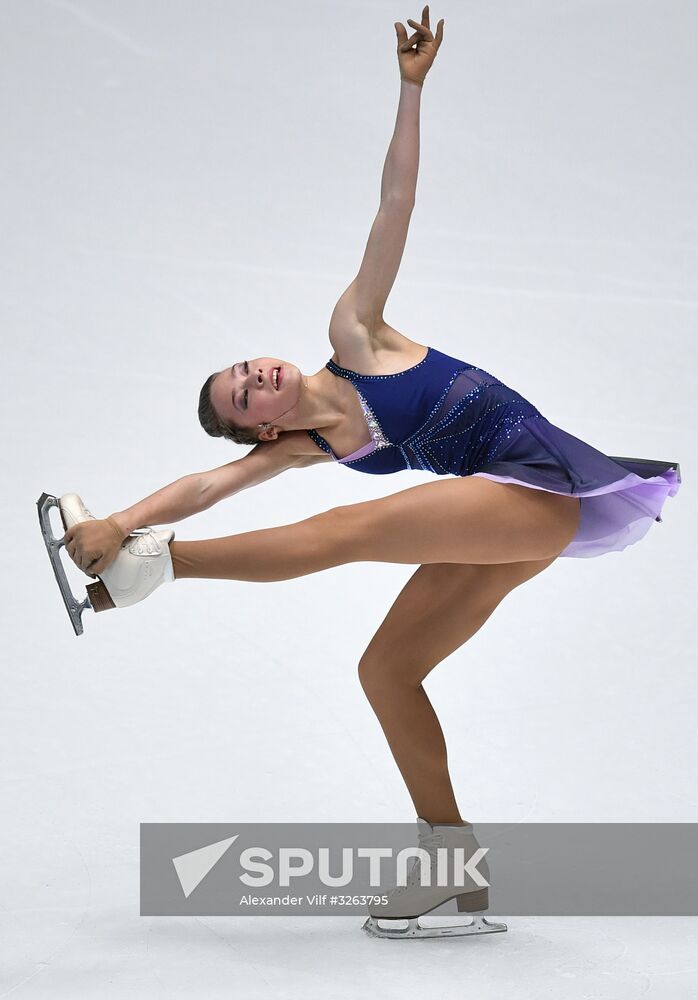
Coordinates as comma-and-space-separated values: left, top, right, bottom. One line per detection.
271, 366, 283, 390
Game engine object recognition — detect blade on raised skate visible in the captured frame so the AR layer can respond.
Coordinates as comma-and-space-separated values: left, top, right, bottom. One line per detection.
37, 492, 92, 636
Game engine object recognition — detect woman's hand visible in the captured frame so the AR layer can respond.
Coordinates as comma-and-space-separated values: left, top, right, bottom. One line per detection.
63, 518, 126, 577
395, 5, 444, 87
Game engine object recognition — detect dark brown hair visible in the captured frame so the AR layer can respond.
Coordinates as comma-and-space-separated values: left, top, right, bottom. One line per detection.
198, 371, 262, 447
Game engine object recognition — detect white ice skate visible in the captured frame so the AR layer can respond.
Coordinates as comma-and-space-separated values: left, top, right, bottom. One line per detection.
362, 817, 508, 940
37, 491, 174, 635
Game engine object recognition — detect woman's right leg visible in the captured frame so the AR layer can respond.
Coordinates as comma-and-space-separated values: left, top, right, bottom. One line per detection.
169, 477, 580, 584
358, 556, 558, 826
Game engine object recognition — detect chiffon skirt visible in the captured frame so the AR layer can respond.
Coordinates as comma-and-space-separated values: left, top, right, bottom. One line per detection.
471, 416, 681, 558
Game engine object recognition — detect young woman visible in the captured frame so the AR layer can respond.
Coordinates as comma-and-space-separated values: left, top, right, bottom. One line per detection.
58, 6, 680, 930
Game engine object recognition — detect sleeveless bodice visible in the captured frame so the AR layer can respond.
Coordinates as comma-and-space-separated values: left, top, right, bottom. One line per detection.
304, 344, 680, 559
306, 346, 543, 476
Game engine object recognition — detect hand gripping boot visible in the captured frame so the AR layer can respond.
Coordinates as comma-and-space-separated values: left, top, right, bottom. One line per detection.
59, 493, 174, 612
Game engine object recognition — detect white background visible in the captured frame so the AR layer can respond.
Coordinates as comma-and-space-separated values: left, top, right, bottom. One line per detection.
2, 0, 696, 996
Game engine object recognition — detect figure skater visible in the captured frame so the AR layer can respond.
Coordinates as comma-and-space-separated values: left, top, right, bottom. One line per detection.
45, 8, 680, 938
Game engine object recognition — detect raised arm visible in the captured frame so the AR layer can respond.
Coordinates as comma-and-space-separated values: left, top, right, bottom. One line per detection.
330, 9, 444, 338
330, 83, 420, 339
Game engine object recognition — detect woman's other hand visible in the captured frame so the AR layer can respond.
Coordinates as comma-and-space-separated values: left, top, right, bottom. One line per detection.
63, 518, 126, 577
395, 6, 444, 87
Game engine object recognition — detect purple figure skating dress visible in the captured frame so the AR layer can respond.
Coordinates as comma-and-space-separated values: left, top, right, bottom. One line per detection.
306, 346, 681, 558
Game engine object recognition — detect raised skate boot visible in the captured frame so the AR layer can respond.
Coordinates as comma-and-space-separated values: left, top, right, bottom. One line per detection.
58, 492, 99, 530
37, 491, 174, 635
362, 817, 508, 940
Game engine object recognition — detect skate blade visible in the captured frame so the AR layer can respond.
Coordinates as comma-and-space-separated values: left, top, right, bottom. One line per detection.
362, 912, 508, 940
37, 492, 96, 636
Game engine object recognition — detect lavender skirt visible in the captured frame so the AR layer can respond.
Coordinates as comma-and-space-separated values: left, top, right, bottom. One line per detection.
471, 416, 682, 558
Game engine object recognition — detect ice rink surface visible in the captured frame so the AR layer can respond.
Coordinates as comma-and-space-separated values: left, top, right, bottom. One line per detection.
2, 0, 696, 996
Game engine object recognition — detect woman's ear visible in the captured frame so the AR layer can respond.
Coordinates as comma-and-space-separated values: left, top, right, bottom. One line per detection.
257, 423, 279, 442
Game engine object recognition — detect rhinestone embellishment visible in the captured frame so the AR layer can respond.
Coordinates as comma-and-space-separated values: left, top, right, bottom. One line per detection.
326, 349, 430, 381
355, 387, 391, 450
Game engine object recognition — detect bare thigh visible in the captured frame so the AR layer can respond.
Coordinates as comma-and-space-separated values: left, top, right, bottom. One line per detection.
359, 556, 558, 688
342, 477, 581, 566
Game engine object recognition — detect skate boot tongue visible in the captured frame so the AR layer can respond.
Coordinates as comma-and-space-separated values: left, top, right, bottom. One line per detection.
415, 818, 444, 864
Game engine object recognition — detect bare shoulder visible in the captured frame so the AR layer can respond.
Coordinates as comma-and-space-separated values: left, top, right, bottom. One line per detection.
328, 318, 429, 376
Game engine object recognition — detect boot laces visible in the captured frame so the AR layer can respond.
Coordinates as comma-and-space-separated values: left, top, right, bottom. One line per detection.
129, 530, 158, 555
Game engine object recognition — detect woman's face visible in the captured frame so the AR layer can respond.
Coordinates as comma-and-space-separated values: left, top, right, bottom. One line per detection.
210, 356, 299, 432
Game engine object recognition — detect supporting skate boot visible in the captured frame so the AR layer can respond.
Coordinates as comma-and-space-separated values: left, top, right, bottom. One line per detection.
37, 492, 174, 636
362, 817, 508, 940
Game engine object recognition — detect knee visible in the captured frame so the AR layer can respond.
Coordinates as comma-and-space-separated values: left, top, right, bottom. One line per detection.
329, 503, 361, 532
358, 655, 388, 701
357, 655, 377, 697
296, 505, 354, 553
358, 653, 415, 703
317, 504, 357, 538
316, 503, 365, 558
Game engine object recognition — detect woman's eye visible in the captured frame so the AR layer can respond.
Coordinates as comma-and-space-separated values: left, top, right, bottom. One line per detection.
244, 361, 249, 407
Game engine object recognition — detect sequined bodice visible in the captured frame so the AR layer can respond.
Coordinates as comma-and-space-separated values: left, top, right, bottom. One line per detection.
306, 346, 544, 477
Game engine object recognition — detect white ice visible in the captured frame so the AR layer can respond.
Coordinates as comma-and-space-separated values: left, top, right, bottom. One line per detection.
1, 0, 697, 997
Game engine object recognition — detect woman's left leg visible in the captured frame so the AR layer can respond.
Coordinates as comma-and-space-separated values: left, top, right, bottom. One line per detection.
358, 555, 559, 825
171, 477, 580, 581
